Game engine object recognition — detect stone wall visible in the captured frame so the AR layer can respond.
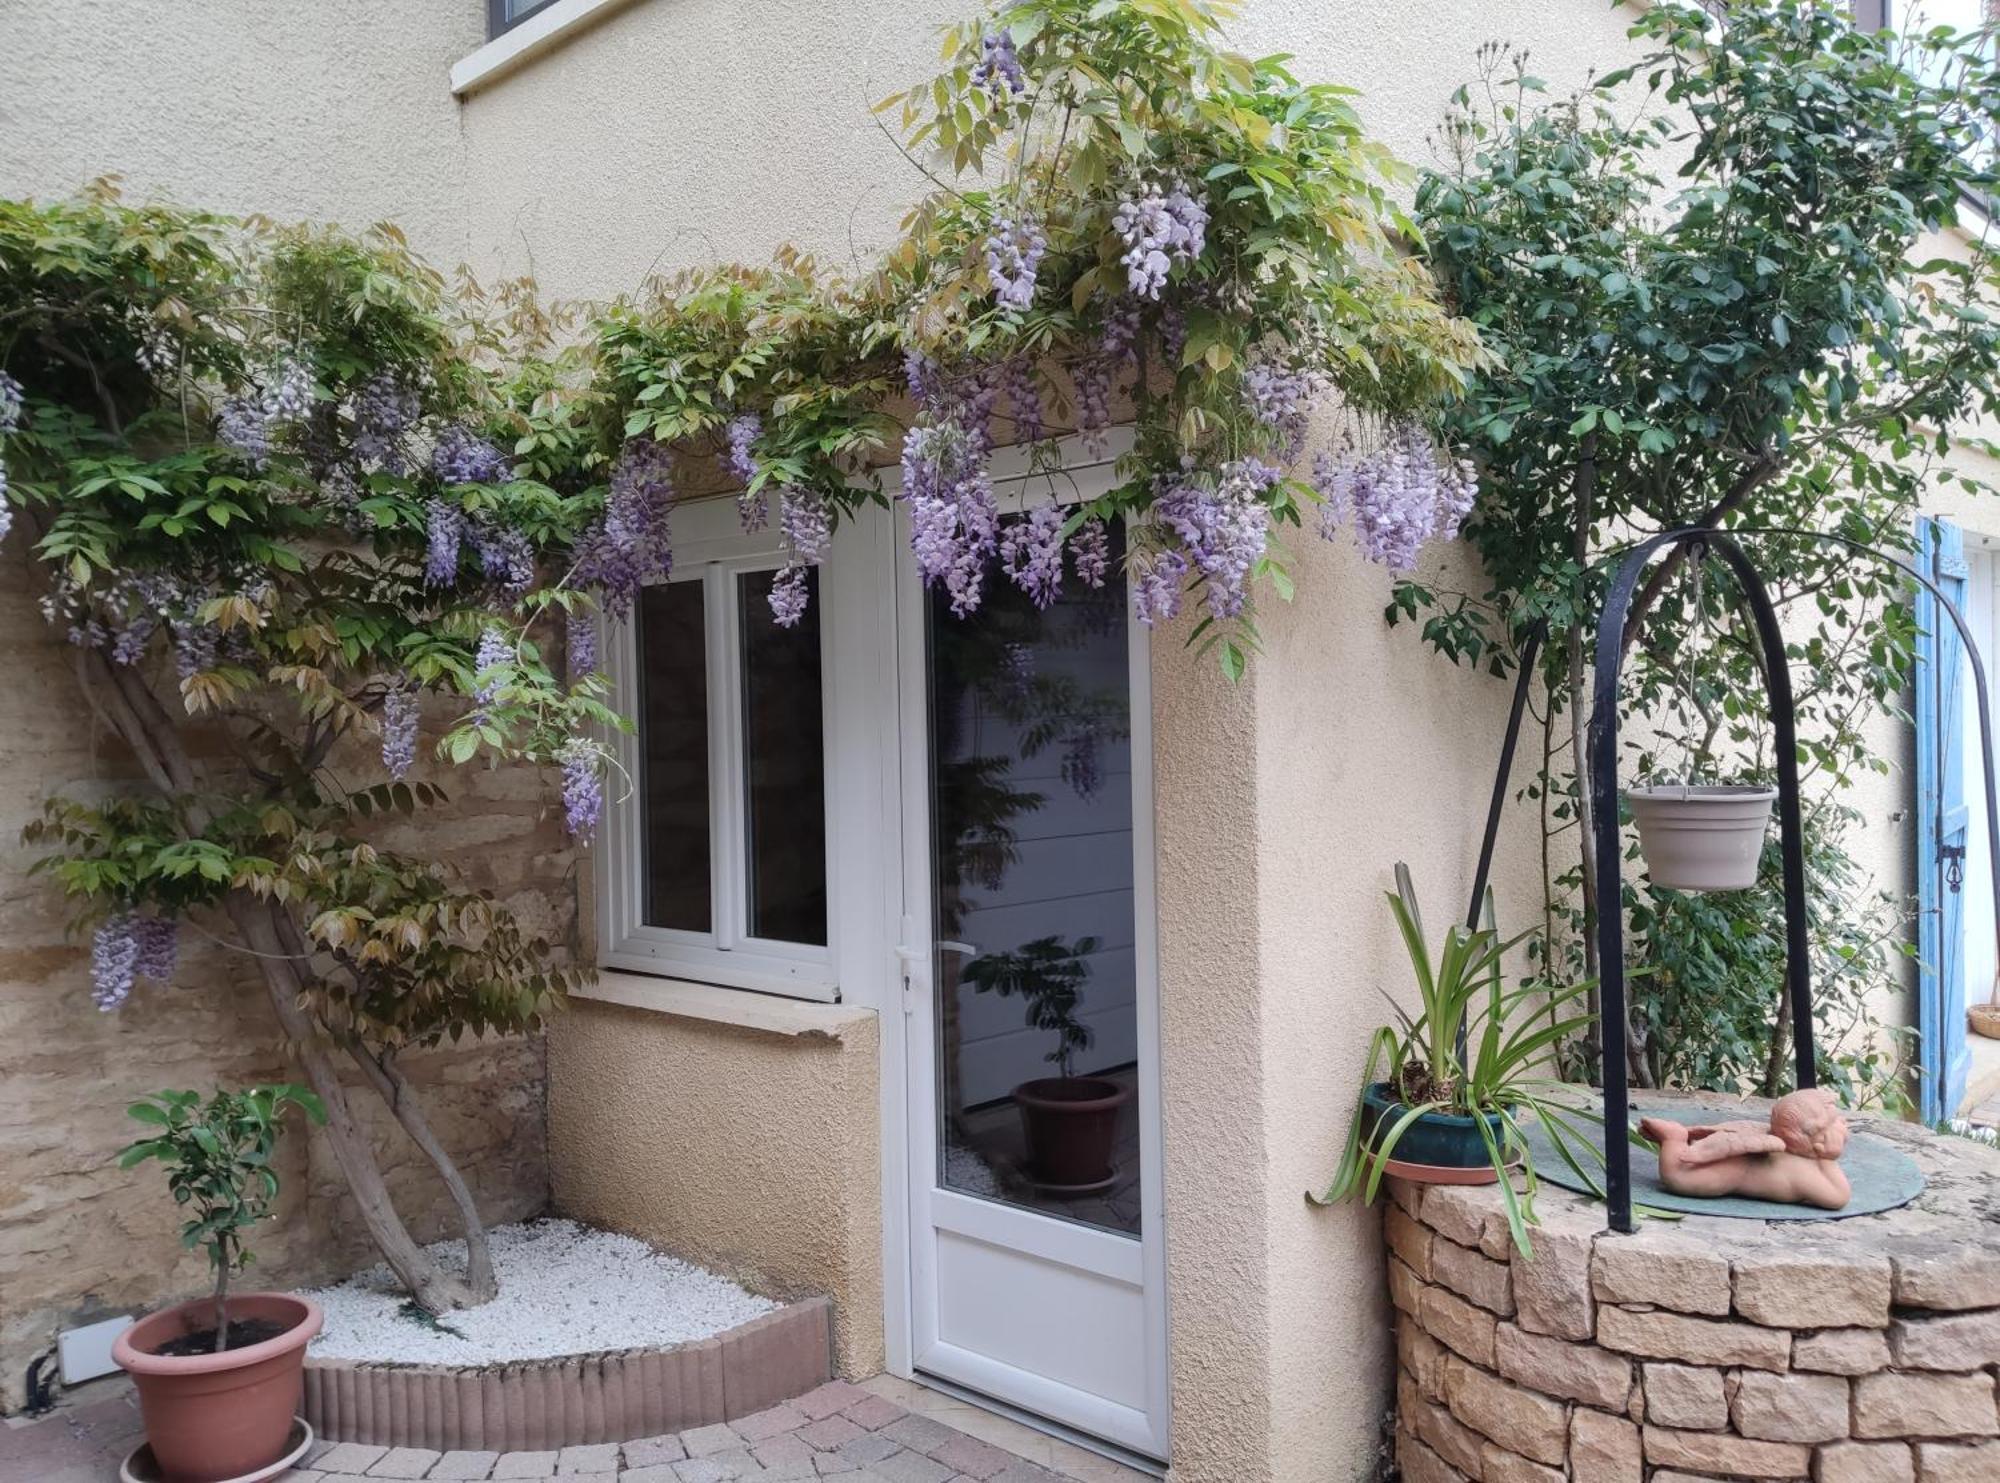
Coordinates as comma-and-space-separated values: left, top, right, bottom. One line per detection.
1388, 1106, 2000, 1482
0, 610, 565, 1413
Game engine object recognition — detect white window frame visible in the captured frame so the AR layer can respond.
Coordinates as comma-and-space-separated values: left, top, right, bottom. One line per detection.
597, 505, 841, 1001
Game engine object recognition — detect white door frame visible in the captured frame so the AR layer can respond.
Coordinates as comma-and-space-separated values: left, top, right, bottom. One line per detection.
876, 441, 1170, 1461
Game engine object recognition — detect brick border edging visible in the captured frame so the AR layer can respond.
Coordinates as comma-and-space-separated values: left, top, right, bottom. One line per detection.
303, 1296, 831, 1452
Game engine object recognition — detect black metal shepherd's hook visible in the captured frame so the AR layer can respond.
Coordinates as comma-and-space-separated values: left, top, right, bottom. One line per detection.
1463, 525, 2000, 1235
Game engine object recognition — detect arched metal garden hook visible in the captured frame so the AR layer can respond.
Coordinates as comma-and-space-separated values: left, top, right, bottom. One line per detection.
1462, 525, 2000, 1235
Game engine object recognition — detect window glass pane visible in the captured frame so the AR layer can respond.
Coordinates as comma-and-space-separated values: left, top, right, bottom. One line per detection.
929, 520, 1140, 1237
740, 569, 828, 946
638, 580, 711, 932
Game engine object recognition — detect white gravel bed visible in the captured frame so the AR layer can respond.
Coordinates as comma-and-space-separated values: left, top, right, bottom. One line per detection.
301, 1218, 779, 1365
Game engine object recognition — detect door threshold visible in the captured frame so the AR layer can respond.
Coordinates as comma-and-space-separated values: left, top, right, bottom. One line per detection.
908, 1369, 1167, 1478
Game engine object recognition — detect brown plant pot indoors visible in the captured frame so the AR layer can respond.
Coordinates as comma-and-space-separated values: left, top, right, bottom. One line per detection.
1013, 1076, 1133, 1191
114, 1292, 322, 1483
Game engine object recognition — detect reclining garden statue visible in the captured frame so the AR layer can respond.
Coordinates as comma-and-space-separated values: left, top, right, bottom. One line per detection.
1639, 1088, 1853, 1210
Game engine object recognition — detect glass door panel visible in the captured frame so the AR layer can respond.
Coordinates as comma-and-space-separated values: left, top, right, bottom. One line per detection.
926, 526, 1140, 1237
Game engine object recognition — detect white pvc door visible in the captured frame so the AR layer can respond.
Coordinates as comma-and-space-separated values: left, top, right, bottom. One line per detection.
893, 467, 1169, 1461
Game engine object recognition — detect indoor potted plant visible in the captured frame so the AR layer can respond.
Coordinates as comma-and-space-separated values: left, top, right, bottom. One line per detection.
1315, 866, 1601, 1254
112, 1084, 326, 1482
963, 934, 1131, 1191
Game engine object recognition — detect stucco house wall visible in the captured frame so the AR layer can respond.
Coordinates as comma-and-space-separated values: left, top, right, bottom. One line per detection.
444, 3, 1645, 1478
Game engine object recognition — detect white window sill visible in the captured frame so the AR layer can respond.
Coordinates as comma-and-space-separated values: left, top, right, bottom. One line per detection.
574, 967, 876, 1041
451, 0, 643, 97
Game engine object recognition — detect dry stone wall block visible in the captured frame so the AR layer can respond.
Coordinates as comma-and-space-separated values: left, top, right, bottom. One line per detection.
1732, 1249, 1892, 1330
1642, 1424, 1812, 1477
1852, 1372, 2000, 1441
1728, 1369, 1850, 1443
1641, 1362, 1729, 1430
1568, 1406, 1641, 1483
1591, 1236, 1732, 1317
1444, 1355, 1571, 1468
1493, 1324, 1631, 1412
1889, 1309, 2000, 1372
1794, 1328, 1893, 1376
1814, 1439, 1916, 1483
1596, 1304, 1792, 1372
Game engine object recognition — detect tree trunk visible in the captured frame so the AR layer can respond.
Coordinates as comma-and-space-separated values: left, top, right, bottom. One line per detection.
66, 638, 484, 1313
225, 893, 481, 1312
341, 1039, 498, 1303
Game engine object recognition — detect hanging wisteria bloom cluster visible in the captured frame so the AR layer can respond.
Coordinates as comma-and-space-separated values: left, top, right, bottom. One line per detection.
1312, 420, 1480, 572
89, 912, 179, 1012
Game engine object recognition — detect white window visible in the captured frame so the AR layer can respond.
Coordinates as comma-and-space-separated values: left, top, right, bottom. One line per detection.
597, 505, 841, 1000
487, 0, 559, 40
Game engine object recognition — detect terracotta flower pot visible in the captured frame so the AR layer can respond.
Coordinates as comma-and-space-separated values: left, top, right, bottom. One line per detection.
1626, 784, 1777, 891
1013, 1076, 1132, 1190
114, 1292, 321, 1483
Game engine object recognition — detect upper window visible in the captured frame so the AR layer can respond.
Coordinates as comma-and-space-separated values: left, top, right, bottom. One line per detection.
488, 0, 560, 40
599, 519, 836, 1000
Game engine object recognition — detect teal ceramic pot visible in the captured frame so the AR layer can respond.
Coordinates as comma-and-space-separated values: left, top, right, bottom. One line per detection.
1361, 1081, 1511, 1177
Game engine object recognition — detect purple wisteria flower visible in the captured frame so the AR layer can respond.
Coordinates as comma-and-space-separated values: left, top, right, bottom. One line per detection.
424, 499, 464, 588
1070, 516, 1110, 588
1101, 298, 1141, 365
1112, 180, 1208, 300
1131, 549, 1189, 627
472, 626, 510, 719
91, 914, 138, 1012
0, 371, 23, 433
726, 413, 761, 486
1002, 358, 1044, 445
769, 565, 811, 627
1154, 458, 1279, 621
381, 683, 419, 778
217, 354, 316, 467
558, 737, 604, 842
566, 612, 598, 680
431, 425, 512, 485
573, 437, 676, 618
780, 486, 832, 566
972, 29, 1027, 100
1315, 422, 1479, 571
1000, 504, 1066, 608
132, 916, 178, 984
350, 371, 420, 469
474, 522, 535, 598
1073, 358, 1112, 458
985, 215, 1046, 311
904, 349, 939, 404
1243, 360, 1324, 458
902, 419, 999, 618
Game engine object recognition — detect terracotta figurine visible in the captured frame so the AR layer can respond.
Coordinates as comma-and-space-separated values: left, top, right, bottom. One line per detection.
1638, 1088, 1852, 1210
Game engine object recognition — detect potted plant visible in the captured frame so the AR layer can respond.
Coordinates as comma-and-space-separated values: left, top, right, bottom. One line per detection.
1315, 866, 1601, 1253
1626, 782, 1777, 891
963, 934, 1130, 1191
112, 1085, 326, 1483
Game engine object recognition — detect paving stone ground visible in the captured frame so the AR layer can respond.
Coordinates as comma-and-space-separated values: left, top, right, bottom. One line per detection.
0, 1377, 1145, 1483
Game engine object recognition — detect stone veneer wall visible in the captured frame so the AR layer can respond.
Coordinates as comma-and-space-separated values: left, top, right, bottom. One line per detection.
0, 618, 562, 1413
1387, 1101, 2000, 1483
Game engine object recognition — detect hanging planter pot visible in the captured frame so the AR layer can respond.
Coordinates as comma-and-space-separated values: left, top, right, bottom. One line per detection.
1627, 783, 1777, 891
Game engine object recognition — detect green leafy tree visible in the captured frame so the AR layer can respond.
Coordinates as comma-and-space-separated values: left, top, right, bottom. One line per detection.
120, 1085, 327, 1350
3, 190, 602, 1312
1403, 0, 2000, 1094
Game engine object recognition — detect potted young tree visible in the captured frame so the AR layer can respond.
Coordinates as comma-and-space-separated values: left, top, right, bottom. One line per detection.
963, 934, 1130, 1191
112, 1085, 326, 1483
1315, 866, 1600, 1254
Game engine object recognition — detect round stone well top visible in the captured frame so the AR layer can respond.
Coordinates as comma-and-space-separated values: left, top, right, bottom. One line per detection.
1385, 1093, 2000, 1482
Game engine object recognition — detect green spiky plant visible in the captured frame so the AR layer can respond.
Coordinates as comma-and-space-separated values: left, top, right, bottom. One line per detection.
1314, 864, 1608, 1255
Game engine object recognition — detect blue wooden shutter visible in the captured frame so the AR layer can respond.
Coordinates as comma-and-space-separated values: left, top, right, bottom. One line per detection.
1915, 516, 1971, 1122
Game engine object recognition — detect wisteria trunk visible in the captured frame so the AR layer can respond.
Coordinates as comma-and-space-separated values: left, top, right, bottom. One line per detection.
69, 644, 488, 1314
